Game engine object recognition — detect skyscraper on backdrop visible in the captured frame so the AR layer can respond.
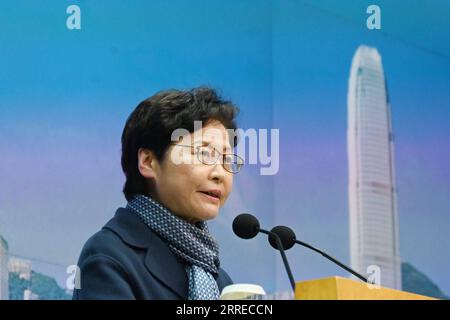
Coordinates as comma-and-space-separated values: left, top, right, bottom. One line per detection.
0, 235, 9, 300
347, 45, 402, 290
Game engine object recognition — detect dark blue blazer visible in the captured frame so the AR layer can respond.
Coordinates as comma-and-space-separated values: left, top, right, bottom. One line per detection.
72, 208, 233, 300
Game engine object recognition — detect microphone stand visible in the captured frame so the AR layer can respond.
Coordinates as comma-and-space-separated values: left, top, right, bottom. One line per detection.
295, 239, 369, 283
259, 229, 296, 291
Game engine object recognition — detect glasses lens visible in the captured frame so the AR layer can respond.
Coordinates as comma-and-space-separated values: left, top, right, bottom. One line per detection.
224, 154, 244, 173
197, 145, 218, 165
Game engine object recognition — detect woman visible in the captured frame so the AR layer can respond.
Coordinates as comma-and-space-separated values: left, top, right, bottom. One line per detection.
73, 87, 243, 300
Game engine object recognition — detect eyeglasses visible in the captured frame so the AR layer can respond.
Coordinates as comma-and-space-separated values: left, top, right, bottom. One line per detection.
172, 143, 244, 173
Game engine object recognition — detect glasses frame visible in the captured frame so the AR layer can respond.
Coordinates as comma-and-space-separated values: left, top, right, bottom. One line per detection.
171, 143, 244, 174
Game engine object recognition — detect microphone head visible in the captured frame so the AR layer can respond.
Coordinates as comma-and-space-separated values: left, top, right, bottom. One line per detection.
268, 225, 296, 250
232, 213, 260, 239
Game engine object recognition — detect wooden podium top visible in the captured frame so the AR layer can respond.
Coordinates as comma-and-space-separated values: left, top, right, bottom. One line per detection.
295, 276, 436, 300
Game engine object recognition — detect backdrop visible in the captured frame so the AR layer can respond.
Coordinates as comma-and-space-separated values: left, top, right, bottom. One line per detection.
1, 0, 449, 298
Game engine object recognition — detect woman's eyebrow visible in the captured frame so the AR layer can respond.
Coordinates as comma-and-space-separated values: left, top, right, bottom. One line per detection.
191, 140, 209, 147
192, 140, 232, 153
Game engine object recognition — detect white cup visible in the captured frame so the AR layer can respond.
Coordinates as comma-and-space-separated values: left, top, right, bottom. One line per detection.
220, 284, 266, 300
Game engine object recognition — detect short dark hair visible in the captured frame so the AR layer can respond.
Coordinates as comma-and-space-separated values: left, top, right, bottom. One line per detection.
121, 87, 239, 201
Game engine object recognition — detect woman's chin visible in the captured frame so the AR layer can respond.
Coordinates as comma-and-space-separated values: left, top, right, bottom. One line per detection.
194, 206, 219, 221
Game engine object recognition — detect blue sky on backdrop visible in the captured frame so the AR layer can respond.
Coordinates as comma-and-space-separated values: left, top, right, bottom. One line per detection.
0, 0, 449, 294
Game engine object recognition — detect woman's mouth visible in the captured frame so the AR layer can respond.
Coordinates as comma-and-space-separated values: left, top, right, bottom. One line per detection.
199, 191, 220, 203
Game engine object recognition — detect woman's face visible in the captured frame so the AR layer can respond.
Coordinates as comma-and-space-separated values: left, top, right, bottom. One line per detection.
139, 121, 234, 223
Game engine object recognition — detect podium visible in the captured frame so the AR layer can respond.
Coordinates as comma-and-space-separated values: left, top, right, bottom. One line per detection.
295, 277, 436, 300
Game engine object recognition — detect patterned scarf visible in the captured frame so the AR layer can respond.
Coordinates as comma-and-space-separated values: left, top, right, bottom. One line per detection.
126, 194, 220, 300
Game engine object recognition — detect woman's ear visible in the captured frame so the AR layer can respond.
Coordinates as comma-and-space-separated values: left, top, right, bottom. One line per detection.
137, 148, 159, 179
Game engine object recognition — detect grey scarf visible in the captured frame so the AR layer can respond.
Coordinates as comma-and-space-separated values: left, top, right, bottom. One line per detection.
126, 194, 220, 299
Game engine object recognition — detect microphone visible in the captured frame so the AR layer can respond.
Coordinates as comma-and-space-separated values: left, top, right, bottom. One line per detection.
232, 213, 260, 239
268, 225, 369, 283
232, 214, 296, 291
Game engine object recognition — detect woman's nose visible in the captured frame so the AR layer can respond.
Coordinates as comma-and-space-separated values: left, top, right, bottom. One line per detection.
209, 162, 226, 182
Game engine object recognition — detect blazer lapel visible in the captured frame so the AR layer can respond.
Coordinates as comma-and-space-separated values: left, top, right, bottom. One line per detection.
103, 208, 188, 299
144, 235, 188, 299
